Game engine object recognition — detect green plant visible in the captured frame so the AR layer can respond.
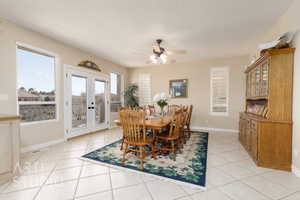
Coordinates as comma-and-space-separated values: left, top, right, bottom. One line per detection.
157, 99, 168, 112
157, 99, 168, 108
123, 83, 139, 108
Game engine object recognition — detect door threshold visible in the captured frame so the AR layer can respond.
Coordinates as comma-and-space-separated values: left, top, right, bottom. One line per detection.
67, 128, 109, 141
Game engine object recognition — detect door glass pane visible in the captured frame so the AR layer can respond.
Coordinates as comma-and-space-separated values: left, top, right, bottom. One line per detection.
95, 80, 106, 124
72, 76, 87, 129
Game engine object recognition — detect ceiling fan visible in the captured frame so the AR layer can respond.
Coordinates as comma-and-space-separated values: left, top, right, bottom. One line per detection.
149, 39, 186, 64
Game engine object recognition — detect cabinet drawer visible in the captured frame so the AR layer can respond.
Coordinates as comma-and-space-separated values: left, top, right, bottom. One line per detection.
251, 120, 258, 130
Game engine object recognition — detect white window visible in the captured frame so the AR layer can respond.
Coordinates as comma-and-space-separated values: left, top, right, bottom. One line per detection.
17, 44, 58, 123
138, 73, 152, 106
210, 67, 229, 116
110, 72, 123, 112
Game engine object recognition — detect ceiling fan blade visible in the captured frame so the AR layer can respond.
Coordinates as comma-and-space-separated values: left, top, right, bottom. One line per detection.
166, 50, 187, 55
169, 59, 176, 64
130, 50, 150, 56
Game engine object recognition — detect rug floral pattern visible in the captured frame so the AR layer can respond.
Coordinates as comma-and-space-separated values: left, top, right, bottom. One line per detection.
82, 132, 208, 187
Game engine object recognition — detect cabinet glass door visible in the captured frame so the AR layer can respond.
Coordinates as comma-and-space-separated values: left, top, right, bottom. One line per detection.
246, 74, 250, 97
251, 70, 256, 97
255, 66, 261, 96
248, 73, 252, 98
261, 62, 269, 96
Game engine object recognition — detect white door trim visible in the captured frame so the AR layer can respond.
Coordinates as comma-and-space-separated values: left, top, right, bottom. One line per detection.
64, 64, 110, 140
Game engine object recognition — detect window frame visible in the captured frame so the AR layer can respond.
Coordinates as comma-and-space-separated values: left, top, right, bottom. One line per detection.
109, 72, 124, 110
16, 42, 60, 125
210, 66, 229, 116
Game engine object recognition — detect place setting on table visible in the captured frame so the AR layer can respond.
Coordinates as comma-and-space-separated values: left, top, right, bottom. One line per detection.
81, 92, 209, 190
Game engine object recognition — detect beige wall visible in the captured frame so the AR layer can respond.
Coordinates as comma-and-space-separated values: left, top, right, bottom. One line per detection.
0, 19, 128, 148
129, 56, 249, 131
254, 0, 300, 170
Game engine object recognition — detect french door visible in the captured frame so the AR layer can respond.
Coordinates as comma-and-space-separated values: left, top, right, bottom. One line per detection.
64, 65, 110, 139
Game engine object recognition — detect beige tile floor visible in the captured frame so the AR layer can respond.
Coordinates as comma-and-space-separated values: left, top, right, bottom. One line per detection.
1, 128, 300, 200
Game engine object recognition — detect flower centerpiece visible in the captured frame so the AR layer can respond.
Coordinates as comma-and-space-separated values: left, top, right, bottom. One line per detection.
153, 92, 170, 116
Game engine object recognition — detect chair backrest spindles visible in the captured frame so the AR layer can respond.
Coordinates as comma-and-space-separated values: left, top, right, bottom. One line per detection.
168, 104, 181, 115
187, 105, 193, 128
148, 105, 156, 116
120, 109, 147, 144
167, 109, 184, 138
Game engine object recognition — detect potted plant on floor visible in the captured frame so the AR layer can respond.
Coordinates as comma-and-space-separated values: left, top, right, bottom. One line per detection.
123, 83, 139, 108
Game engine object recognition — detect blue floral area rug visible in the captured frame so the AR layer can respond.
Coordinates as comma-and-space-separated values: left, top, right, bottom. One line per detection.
82, 131, 208, 189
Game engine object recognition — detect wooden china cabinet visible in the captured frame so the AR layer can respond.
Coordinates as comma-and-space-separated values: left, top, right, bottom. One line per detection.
239, 48, 294, 171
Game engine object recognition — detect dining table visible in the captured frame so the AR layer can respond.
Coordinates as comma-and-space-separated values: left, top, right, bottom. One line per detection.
115, 113, 183, 159
114, 115, 172, 132
114, 114, 173, 153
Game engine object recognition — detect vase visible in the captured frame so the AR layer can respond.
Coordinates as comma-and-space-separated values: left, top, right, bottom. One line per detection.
159, 106, 165, 123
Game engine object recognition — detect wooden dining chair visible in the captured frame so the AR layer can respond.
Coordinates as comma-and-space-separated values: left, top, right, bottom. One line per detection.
184, 105, 193, 139
119, 107, 129, 150
167, 104, 180, 115
148, 105, 156, 116
181, 106, 189, 144
120, 109, 156, 170
132, 106, 146, 113
156, 109, 183, 161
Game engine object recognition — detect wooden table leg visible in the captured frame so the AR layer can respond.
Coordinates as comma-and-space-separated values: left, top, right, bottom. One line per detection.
152, 129, 158, 159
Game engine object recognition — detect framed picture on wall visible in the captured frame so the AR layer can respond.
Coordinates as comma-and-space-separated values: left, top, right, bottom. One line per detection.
169, 79, 188, 98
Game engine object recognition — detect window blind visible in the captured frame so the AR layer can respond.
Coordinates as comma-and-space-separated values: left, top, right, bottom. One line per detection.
211, 67, 229, 115
138, 73, 152, 106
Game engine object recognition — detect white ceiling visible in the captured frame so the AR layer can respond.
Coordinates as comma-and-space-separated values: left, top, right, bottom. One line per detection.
0, 0, 293, 67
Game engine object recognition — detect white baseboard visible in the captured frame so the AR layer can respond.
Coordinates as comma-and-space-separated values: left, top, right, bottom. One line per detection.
293, 150, 299, 162
21, 138, 65, 153
191, 126, 238, 133
292, 165, 300, 178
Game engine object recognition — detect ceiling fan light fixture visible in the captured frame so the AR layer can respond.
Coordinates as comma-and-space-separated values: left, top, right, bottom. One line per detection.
150, 54, 158, 64
160, 53, 167, 63
146, 39, 186, 65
